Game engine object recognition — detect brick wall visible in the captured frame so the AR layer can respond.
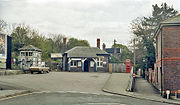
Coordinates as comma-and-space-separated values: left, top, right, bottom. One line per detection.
154, 25, 180, 93
163, 26, 180, 92
154, 30, 162, 90
70, 67, 82, 72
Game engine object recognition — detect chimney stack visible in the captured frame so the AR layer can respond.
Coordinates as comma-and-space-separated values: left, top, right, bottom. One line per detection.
114, 39, 117, 54
97, 38, 100, 49
63, 37, 67, 52
102, 43, 106, 51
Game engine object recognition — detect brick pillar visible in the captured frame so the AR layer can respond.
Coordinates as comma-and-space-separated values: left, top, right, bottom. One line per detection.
102, 43, 106, 51
63, 37, 67, 52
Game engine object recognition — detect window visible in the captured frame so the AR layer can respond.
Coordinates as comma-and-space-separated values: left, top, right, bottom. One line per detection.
100, 62, 103, 66
90, 61, 94, 67
74, 61, 77, 66
29, 52, 33, 56
78, 61, 81, 67
97, 62, 100, 66
97, 57, 103, 67
21, 52, 25, 56
71, 61, 77, 67
26, 52, 28, 56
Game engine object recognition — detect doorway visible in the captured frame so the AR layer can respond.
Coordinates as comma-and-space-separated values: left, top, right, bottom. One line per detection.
84, 60, 89, 72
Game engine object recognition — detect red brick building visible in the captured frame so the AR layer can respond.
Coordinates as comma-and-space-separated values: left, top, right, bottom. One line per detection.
154, 14, 180, 96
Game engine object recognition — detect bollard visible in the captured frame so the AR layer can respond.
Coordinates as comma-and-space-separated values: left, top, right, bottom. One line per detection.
175, 91, 177, 99
166, 90, 170, 99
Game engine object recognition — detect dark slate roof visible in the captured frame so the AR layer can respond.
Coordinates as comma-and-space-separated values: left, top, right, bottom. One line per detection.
64, 46, 109, 58
161, 14, 180, 24
105, 48, 121, 54
18, 45, 42, 52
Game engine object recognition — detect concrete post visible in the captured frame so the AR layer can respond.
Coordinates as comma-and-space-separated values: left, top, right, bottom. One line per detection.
166, 90, 170, 99
68, 63, 71, 72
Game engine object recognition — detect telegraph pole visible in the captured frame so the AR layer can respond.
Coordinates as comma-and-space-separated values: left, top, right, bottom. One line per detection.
133, 38, 136, 73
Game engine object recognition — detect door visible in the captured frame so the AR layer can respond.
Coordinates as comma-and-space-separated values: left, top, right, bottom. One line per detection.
84, 60, 89, 72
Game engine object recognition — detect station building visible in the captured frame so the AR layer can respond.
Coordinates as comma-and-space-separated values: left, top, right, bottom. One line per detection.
18, 45, 42, 70
62, 46, 109, 72
154, 14, 180, 96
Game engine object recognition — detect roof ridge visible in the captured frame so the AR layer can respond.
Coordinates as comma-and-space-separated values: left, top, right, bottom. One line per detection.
18, 45, 41, 51
65, 46, 109, 57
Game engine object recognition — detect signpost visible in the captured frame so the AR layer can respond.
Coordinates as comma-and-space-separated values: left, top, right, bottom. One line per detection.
132, 73, 136, 78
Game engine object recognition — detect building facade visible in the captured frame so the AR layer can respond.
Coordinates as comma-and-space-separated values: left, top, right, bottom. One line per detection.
0, 33, 11, 69
63, 46, 109, 72
154, 14, 180, 96
18, 45, 42, 70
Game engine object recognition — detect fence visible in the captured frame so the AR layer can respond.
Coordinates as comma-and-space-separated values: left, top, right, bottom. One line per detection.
109, 63, 126, 73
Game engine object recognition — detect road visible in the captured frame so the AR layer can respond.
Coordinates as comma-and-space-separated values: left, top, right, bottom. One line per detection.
0, 72, 176, 105
0, 72, 110, 94
0, 92, 172, 105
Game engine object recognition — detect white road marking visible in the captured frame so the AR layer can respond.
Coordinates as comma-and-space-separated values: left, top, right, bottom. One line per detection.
0, 92, 34, 101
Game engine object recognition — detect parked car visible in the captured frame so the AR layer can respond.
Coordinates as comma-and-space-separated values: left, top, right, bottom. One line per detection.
29, 65, 50, 74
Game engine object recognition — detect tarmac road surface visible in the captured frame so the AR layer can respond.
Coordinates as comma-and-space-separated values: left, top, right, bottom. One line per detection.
0, 72, 110, 94
0, 92, 173, 105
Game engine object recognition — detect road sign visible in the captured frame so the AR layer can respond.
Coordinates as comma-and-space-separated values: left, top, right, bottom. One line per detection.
132, 73, 136, 78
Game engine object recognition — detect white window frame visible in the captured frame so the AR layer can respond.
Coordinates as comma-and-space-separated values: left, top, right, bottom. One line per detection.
71, 60, 77, 67
97, 57, 103, 67
78, 61, 82, 67
90, 61, 94, 67
21, 52, 25, 56
29, 52, 33, 56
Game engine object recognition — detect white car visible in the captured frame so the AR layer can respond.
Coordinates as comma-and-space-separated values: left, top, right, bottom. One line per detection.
29, 66, 50, 74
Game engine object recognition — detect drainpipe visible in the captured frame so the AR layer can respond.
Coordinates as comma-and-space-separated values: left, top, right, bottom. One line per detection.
160, 28, 163, 96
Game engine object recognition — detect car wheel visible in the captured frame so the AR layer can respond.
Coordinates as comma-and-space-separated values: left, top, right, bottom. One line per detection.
31, 71, 33, 74
46, 70, 49, 73
41, 70, 44, 74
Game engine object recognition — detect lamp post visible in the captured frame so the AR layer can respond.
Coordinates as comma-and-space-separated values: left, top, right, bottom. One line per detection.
143, 58, 147, 79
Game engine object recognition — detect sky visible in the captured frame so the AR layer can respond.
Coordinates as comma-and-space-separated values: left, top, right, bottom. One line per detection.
0, 0, 180, 48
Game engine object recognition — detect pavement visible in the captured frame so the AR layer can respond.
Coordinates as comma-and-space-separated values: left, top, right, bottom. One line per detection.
102, 73, 132, 95
102, 73, 180, 104
0, 70, 23, 76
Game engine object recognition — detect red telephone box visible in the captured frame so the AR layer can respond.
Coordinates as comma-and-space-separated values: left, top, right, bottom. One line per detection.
125, 59, 131, 73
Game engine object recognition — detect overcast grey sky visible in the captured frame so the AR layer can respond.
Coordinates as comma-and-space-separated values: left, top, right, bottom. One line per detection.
0, 0, 180, 48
